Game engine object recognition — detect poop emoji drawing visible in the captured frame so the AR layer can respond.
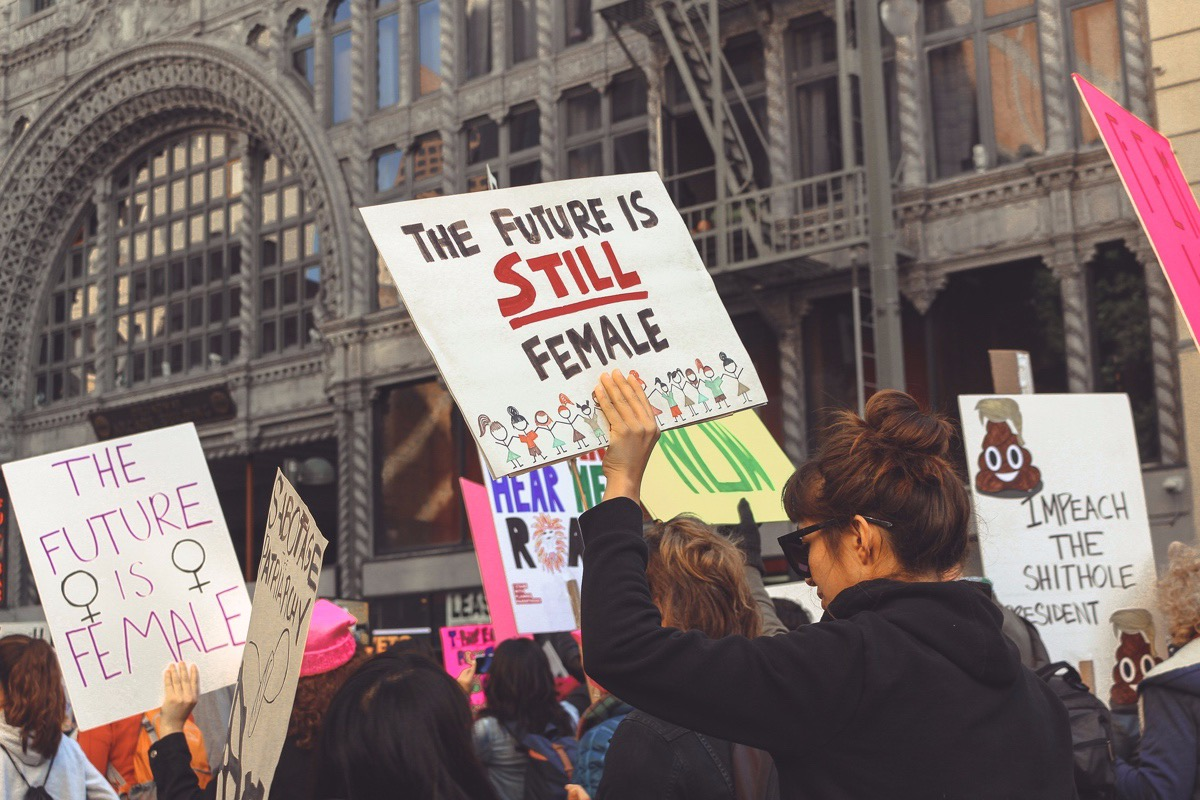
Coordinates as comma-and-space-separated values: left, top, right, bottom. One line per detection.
973, 398, 1042, 498
1110, 608, 1162, 707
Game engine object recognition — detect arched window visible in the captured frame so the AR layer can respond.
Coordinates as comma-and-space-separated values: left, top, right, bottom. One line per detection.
290, 11, 316, 86
329, 1, 353, 123
34, 130, 323, 407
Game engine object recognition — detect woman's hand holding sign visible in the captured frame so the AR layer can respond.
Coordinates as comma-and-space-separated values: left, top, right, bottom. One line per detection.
594, 369, 659, 504
160, 661, 199, 736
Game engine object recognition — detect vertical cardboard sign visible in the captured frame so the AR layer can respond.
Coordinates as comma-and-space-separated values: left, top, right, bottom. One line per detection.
1075, 74, 1200, 346
641, 409, 795, 524
360, 173, 766, 479
214, 470, 327, 800
1, 424, 251, 730
959, 394, 1161, 705
440, 624, 495, 706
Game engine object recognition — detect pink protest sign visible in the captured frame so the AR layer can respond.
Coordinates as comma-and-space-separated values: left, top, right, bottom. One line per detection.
440, 624, 495, 706
1075, 74, 1200, 344
461, 478, 520, 642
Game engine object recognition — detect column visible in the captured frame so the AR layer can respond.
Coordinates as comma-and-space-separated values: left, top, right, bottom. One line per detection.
335, 379, 374, 598
314, 13, 332, 123
1130, 235, 1185, 464
646, 49, 668, 175
892, 18, 928, 186
399, 0, 415, 108
491, 0, 506, 77
763, 18, 791, 188
1036, 0, 1071, 153
92, 176, 114, 394
536, 0, 557, 182
1118, 0, 1151, 119
345, 0, 372, 317
236, 137, 261, 363
778, 303, 811, 465
439, 0, 460, 194
1047, 247, 1094, 393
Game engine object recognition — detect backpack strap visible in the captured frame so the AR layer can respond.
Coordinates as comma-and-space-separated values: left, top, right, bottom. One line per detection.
1, 744, 30, 787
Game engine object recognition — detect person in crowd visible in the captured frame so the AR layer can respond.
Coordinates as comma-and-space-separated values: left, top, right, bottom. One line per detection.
78, 715, 142, 791
1116, 541, 1200, 799
769, 598, 810, 632
579, 372, 1075, 799
719, 498, 788, 637
0, 634, 118, 799
595, 514, 778, 800
474, 637, 577, 800
320, 651, 498, 800
150, 600, 367, 800
573, 691, 635, 798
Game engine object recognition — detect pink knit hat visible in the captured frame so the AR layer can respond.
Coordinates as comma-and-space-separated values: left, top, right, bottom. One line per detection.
300, 600, 358, 677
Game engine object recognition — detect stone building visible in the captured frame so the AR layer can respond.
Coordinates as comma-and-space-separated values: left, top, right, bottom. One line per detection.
0, 0, 1190, 626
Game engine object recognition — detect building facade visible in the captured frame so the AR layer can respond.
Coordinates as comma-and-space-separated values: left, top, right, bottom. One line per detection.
0, 0, 1189, 626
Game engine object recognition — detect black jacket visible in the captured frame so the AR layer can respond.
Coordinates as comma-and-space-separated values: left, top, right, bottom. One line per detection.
149, 733, 318, 800
580, 498, 1076, 800
597, 710, 778, 800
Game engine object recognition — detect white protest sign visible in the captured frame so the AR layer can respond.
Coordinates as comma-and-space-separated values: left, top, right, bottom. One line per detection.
959, 394, 1161, 705
476, 453, 603, 633
1, 424, 250, 730
361, 173, 766, 478
215, 470, 327, 800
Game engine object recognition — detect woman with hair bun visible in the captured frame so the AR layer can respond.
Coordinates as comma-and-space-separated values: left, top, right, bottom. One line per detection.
579, 371, 1074, 800
0, 635, 118, 799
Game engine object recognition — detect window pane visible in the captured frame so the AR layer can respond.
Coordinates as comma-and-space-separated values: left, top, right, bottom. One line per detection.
567, 143, 604, 178
1072, 0, 1121, 145
614, 130, 650, 174
985, 0, 1032, 15
464, 0, 492, 79
332, 30, 353, 123
989, 22, 1045, 164
612, 72, 647, 123
566, 90, 602, 136
511, 0, 537, 63
794, 76, 844, 178
725, 35, 765, 87
294, 46, 315, 85
509, 160, 541, 186
331, 0, 351, 24
418, 0, 443, 95
564, 0, 592, 46
292, 12, 312, 36
509, 107, 541, 152
465, 119, 500, 164
412, 135, 444, 182
929, 40, 980, 178
791, 18, 837, 71
926, 0, 972, 32
375, 148, 405, 193
377, 13, 400, 108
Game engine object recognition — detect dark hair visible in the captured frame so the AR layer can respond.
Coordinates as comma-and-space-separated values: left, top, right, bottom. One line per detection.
288, 644, 368, 750
783, 390, 971, 577
319, 652, 497, 800
771, 598, 811, 631
0, 635, 65, 757
482, 638, 572, 738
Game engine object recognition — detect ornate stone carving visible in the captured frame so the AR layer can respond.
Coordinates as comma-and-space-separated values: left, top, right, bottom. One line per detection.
335, 392, 373, 598
1127, 233, 1184, 464
1036, 0, 1071, 153
900, 264, 946, 315
536, 0, 557, 183
1045, 246, 1093, 393
1118, 0, 1150, 120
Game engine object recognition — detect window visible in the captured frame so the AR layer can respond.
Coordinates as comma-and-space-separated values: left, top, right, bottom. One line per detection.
789, 17, 846, 179
375, 0, 401, 109
330, 1, 353, 124
561, 71, 649, 179
562, 0, 592, 48
925, 0, 1045, 178
371, 135, 444, 307
259, 153, 322, 355
463, 106, 542, 190
35, 207, 100, 404
375, 381, 474, 553
1068, 0, 1122, 145
511, 0, 537, 64
463, 0, 492, 80
417, 0, 443, 96
290, 11, 316, 86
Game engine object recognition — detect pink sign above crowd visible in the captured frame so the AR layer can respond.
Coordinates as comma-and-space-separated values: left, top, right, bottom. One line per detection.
1075, 74, 1200, 345
440, 624, 495, 707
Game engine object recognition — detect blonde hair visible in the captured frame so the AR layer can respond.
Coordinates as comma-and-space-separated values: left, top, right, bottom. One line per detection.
1159, 541, 1200, 647
644, 516, 761, 639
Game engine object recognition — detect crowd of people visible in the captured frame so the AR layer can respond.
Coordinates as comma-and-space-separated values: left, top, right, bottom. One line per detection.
1, 372, 1199, 799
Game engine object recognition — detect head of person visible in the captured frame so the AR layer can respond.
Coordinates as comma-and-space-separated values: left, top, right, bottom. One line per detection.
782, 390, 971, 609
0, 635, 65, 756
643, 516, 761, 639
483, 638, 572, 736
771, 598, 811, 631
289, 600, 368, 750
1159, 541, 1200, 649
320, 652, 495, 800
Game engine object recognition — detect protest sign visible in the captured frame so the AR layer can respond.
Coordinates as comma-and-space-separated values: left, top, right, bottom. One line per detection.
468, 452, 603, 634
1075, 74, 1200, 346
1, 423, 250, 730
959, 394, 1160, 705
440, 624, 495, 706
360, 173, 766, 478
641, 410, 795, 524
764, 581, 823, 626
214, 470, 327, 800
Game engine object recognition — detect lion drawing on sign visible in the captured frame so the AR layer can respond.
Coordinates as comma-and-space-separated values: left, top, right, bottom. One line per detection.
531, 513, 568, 574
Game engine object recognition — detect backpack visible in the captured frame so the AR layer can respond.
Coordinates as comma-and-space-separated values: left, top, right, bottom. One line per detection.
2, 743, 57, 800
1036, 661, 1116, 800
504, 723, 578, 800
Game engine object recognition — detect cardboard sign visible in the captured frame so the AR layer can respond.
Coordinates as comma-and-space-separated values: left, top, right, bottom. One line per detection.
1, 424, 251, 730
1075, 74, 1200, 346
469, 453, 604, 634
959, 394, 1161, 706
440, 624, 495, 706
214, 470, 327, 800
641, 410, 795, 524
360, 173, 766, 478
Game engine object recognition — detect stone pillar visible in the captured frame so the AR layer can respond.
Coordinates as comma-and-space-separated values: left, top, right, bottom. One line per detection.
1118, 0, 1151, 120
399, 0, 414, 107
92, 176, 114, 394
334, 375, 374, 598
763, 18, 791, 188
536, 0, 557, 182
1047, 247, 1094, 393
314, 12, 331, 123
646, 48, 667, 176
236, 137, 261, 363
1130, 235, 1185, 464
345, 0, 372, 317
439, 0, 460, 193
491, 0, 506, 76
1036, 0, 1071, 153
778, 303, 811, 465
892, 21, 927, 186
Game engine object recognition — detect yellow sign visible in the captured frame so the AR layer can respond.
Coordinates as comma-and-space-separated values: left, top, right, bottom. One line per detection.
641, 410, 795, 524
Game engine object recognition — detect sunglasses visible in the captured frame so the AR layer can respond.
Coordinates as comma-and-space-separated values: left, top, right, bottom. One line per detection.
777, 516, 895, 579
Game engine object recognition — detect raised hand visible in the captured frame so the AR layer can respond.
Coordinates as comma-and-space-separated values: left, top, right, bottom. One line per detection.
593, 369, 659, 504
160, 661, 200, 736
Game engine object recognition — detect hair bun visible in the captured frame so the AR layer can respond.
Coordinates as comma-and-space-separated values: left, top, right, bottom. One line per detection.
862, 390, 952, 457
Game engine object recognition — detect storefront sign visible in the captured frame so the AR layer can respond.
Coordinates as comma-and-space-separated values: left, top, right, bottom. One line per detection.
445, 589, 490, 626
361, 173, 765, 478
1, 423, 251, 730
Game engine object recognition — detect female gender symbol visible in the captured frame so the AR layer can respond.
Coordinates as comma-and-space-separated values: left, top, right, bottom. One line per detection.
171, 539, 210, 593
61, 570, 100, 624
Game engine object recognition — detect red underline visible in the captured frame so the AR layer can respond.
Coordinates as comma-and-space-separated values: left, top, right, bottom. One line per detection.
508, 291, 650, 330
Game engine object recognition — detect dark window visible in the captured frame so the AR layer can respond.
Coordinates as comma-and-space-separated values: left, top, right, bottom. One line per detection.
511, 0, 537, 63
463, 0, 492, 79
563, 0, 592, 47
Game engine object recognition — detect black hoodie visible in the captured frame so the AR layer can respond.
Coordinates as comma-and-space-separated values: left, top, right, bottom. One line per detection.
580, 498, 1075, 800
